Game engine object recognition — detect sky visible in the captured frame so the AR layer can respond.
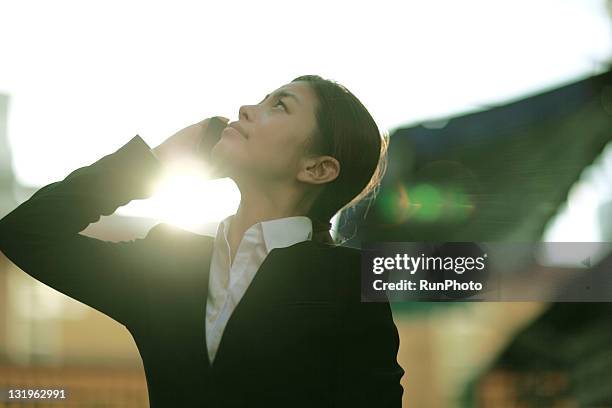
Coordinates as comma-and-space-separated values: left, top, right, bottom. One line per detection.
1, 0, 611, 239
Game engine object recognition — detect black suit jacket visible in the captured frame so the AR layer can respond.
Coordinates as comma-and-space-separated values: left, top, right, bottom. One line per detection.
0, 135, 405, 407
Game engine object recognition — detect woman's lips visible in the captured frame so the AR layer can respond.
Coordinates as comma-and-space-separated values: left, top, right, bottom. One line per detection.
227, 122, 248, 139
222, 127, 246, 139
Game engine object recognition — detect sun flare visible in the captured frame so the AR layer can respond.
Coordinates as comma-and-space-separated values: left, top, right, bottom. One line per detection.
118, 165, 240, 231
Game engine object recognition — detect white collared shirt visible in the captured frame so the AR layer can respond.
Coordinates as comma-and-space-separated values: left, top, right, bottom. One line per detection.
205, 214, 313, 364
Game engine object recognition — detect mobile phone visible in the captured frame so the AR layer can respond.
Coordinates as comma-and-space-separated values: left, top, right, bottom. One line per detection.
197, 116, 228, 178
197, 116, 227, 161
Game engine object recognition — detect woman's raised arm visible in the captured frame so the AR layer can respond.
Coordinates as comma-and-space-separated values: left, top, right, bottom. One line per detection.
0, 135, 166, 327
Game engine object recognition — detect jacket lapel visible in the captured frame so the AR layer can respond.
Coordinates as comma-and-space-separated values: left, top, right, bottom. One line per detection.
210, 239, 321, 369
184, 235, 334, 370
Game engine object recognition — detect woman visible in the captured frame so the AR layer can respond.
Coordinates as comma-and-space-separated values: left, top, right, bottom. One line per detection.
0, 75, 405, 407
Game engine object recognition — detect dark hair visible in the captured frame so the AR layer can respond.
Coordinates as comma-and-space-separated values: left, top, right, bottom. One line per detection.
291, 75, 389, 246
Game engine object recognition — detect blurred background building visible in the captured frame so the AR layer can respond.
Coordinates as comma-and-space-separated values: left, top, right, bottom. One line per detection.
1, 0, 612, 407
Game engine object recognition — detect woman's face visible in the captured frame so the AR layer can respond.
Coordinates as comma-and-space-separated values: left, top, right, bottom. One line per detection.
211, 81, 320, 185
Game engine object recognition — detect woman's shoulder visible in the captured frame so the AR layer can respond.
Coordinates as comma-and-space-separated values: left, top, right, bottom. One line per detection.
311, 239, 362, 253
307, 241, 362, 265
143, 222, 215, 261
137, 223, 216, 285
305, 241, 363, 278
146, 222, 215, 243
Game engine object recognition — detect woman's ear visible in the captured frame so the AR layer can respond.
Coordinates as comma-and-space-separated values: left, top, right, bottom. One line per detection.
297, 156, 340, 185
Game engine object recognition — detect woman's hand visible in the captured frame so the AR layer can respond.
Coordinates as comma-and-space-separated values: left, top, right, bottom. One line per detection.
152, 116, 229, 172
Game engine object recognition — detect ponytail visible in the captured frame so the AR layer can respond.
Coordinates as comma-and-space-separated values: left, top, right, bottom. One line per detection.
309, 216, 335, 245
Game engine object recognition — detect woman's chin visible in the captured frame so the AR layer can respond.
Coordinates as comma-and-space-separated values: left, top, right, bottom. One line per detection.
211, 140, 235, 162
210, 145, 245, 178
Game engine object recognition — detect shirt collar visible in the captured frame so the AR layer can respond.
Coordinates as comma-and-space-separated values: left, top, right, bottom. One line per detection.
215, 214, 233, 247
215, 214, 313, 254
260, 216, 313, 253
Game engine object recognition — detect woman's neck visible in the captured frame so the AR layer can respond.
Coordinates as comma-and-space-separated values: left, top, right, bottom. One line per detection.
226, 183, 312, 262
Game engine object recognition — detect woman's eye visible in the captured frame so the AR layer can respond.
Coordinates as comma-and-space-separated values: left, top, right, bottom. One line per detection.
274, 99, 286, 110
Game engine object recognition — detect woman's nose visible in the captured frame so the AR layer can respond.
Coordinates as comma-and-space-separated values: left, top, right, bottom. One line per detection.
238, 105, 251, 120
239, 105, 255, 121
